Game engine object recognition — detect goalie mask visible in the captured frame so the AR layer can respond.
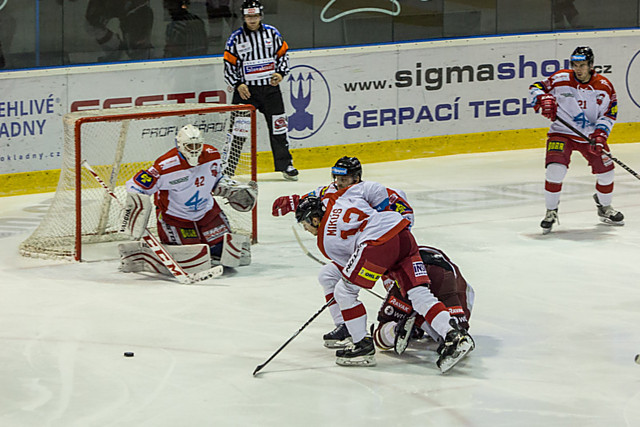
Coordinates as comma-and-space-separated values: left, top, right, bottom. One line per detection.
295, 196, 325, 226
176, 124, 204, 167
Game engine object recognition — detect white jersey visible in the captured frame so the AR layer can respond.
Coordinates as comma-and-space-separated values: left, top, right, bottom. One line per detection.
309, 180, 390, 211
530, 69, 617, 141
317, 185, 410, 267
126, 145, 223, 222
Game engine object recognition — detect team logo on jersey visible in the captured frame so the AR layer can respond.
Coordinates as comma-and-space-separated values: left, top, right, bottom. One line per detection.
134, 170, 156, 189
413, 261, 428, 277
285, 64, 331, 140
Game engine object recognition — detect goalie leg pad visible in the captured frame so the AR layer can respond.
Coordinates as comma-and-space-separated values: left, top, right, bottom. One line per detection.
118, 242, 212, 276
219, 233, 251, 267
121, 193, 152, 240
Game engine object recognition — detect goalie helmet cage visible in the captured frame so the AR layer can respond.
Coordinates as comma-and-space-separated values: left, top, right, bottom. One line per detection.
19, 103, 257, 261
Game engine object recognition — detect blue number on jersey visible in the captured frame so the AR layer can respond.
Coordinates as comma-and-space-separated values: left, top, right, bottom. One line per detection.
186, 190, 204, 211
573, 112, 591, 129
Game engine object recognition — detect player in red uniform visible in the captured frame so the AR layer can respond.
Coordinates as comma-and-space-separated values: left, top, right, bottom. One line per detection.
530, 46, 623, 234
272, 157, 413, 348
296, 194, 474, 373
373, 246, 475, 356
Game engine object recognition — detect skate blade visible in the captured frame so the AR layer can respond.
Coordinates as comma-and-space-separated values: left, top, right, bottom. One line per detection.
437, 339, 474, 374
336, 354, 377, 367
541, 227, 552, 235
599, 218, 624, 226
324, 337, 353, 349
394, 316, 416, 355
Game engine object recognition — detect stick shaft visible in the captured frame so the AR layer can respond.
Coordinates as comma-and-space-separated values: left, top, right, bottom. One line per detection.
253, 298, 334, 375
554, 116, 640, 181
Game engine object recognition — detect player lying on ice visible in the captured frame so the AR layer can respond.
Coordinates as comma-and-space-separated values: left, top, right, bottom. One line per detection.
295, 193, 475, 373
117, 124, 257, 277
272, 156, 415, 348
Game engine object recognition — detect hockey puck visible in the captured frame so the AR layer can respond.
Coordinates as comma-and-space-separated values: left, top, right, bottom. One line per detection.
635, 354, 640, 364
124, 352, 134, 357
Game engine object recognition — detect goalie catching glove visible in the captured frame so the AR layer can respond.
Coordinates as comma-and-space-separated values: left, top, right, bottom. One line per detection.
212, 177, 257, 212
120, 193, 152, 240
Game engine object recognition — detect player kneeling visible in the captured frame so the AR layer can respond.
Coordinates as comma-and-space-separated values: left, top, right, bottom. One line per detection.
373, 246, 475, 372
116, 124, 256, 279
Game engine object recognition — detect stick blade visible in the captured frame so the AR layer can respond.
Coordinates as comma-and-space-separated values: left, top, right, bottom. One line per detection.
253, 364, 265, 376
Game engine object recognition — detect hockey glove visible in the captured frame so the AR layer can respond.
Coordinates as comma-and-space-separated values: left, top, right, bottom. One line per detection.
536, 94, 557, 121
272, 195, 300, 216
588, 129, 608, 155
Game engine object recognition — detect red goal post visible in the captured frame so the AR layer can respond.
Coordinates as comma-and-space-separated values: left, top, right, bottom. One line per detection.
20, 103, 257, 261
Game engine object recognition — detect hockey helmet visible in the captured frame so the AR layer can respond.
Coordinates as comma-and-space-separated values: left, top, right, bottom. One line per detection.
295, 196, 326, 225
176, 124, 204, 167
331, 156, 362, 180
571, 46, 594, 66
241, 0, 263, 16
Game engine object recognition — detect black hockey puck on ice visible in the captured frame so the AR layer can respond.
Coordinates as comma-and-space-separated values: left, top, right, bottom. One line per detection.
124, 352, 134, 357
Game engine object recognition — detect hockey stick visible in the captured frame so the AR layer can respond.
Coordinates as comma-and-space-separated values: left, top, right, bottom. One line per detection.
253, 298, 334, 376
82, 160, 223, 284
291, 224, 328, 266
554, 115, 640, 181
291, 225, 385, 301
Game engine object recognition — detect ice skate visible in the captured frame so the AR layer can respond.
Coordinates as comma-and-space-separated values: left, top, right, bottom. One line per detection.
394, 314, 416, 355
282, 165, 299, 181
540, 208, 558, 234
593, 194, 624, 226
436, 322, 475, 374
323, 323, 352, 349
336, 336, 376, 367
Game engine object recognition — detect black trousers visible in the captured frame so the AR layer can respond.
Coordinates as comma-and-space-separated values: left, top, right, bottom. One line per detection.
231, 85, 293, 172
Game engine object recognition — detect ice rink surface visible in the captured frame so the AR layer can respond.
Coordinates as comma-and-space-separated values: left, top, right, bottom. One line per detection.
1, 146, 640, 427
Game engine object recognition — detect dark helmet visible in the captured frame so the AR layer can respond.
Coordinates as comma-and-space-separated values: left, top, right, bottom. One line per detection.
241, 0, 263, 15
331, 156, 362, 180
295, 196, 326, 225
571, 46, 594, 66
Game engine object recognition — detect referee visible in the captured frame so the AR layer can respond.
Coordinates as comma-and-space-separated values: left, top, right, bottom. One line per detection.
223, 0, 299, 181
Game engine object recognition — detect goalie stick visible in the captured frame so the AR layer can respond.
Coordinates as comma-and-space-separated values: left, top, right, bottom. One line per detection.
253, 298, 334, 376
554, 115, 640, 181
291, 225, 385, 301
82, 160, 223, 284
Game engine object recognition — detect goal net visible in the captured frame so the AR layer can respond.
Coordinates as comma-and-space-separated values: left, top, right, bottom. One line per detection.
20, 103, 257, 261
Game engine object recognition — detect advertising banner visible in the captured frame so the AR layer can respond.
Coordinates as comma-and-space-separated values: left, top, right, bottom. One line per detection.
1, 30, 639, 175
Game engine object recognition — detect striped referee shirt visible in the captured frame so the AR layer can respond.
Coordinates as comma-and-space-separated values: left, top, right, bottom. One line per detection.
223, 23, 290, 87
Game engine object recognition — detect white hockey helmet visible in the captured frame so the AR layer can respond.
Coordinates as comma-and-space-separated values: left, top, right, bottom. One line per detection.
176, 124, 203, 167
